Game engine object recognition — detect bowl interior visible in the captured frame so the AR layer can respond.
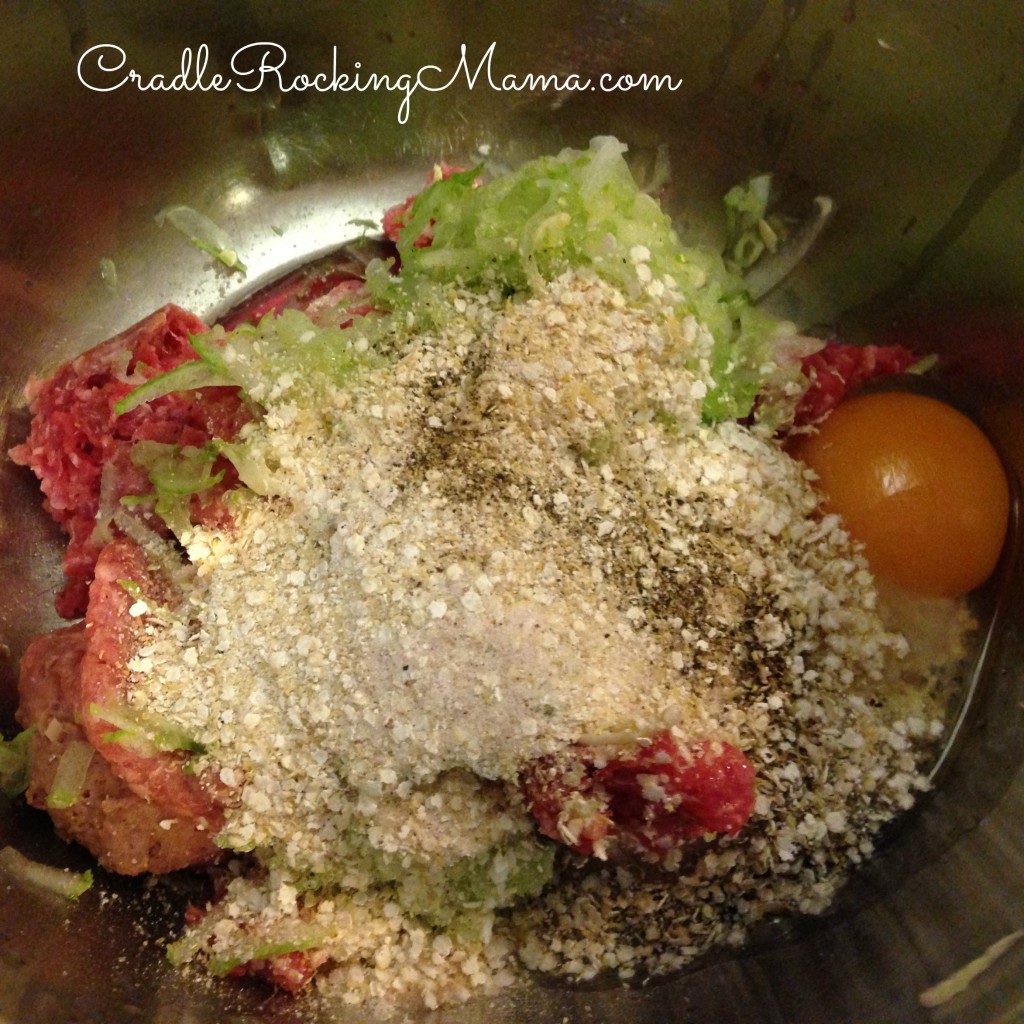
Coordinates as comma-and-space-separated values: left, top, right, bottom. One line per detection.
1, 4, 1023, 1022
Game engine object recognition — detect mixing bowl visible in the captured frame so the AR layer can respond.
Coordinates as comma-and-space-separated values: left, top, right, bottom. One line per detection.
1, 3, 1022, 1022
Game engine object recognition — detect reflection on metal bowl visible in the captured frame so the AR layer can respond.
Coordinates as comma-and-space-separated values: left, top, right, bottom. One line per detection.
1, 3, 1023, 1023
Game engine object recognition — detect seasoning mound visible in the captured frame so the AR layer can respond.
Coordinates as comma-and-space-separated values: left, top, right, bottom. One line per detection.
113, 271, 967, 1012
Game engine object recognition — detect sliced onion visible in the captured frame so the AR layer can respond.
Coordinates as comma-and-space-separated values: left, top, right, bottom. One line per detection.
155, 205, 247, 272
0, 728, 34, 798
46, 740, 95, 810
0, 846, 93, 899
746, 196, 835, 301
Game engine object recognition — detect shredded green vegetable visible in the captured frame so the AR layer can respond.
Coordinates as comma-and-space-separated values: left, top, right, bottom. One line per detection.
121, 138, 814, 430
46, 740, 95, 810
0, 729, 34, 799
156, 205, 247, 273
366, 136, 807, 422
168, 922, 325, 971
114, 357, 233, 416
723, 173, 775, 272
212, 438, 287, 497
126, 440, 225, 537
0, 846, 93, 900
90, 702, 206, 756
115, 308, 375, 419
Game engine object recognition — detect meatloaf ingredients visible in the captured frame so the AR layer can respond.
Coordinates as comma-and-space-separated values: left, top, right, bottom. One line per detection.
120, 271, 959, 1011
7, 137, 977, 1016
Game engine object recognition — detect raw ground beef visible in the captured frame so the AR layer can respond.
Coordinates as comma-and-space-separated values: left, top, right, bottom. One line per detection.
17, 622, 222, 875
219, 254, 373, 332
79, 537, 232, 823
9, 304, 251, 618
795, 340, 918, 427
523, 731, 756, 859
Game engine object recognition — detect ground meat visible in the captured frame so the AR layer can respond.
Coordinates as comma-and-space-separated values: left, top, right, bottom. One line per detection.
16, 624, 222, 875
228, 949, 330, 994
8, 304, 251, 617
522, 731, 755, 859
219, 257, 372, 332
598, 736, 756, 856
78, 538, 231, 824
794, 340, 917, 426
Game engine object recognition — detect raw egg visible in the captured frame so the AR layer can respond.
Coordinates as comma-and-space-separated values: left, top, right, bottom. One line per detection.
792, 391, 1010, 597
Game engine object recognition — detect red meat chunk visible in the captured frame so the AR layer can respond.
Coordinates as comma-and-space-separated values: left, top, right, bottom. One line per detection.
597, 734, 757, 857
228, 949, 329, 994
523, 730, 756, 861
78, 537, 231, 823
794, 340, 918, 427
521, 757, 612, 858
9, 304, 251, 618
219, 260, 373, 332
16, 623, 222, 875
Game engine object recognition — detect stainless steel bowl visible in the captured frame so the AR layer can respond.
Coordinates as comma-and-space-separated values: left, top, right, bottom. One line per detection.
2, 3, 1023, 1022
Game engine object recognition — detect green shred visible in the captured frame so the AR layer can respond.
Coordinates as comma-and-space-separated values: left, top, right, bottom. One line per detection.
204, 937, 323, 976
156, 205, 247, 273
132, 440, 224, 496
368, 140, 723, 316
121, 138, 815, 430
193, 239, 247, 273
0, 846, 93, 900
167, 906, 325, 971
116, 579, 144, 599
366, 136, 805, 422
90, 702, 206, 756
0, 729, 34, 799
119, 493, 156, 508
114, 356, 233, 416
123, 440, 225, 538
46, 740, 95, 810
723, 173, 775, 272
212, 438, 287, 497
209, 307, 374, 398
116, 308, 375, 420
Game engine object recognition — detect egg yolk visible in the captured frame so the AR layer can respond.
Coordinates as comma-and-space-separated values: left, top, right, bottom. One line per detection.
792, 391, 1011, 598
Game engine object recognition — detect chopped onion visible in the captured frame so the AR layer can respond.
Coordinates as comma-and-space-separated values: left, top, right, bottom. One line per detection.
745, 196, 835, 300
0, 846, 93, 900
155, 205, 247, 273
46, 740, 95, 809
0, 728, 34, 798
